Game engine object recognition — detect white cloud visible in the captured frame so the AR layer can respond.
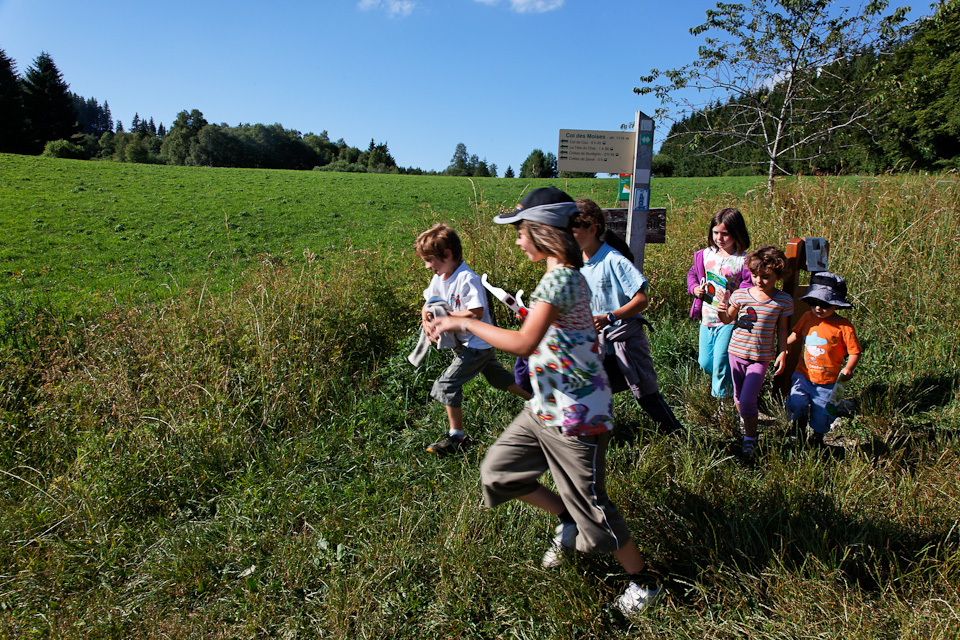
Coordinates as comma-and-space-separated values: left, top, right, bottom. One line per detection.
358, 0, 416, 18
474, 0, 565, 13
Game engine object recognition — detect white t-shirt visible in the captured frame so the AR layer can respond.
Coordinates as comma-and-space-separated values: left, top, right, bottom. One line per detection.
423, 261, 493, 349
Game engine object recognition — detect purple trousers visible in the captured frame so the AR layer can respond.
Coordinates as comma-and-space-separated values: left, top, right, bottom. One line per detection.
729, 354, 770, 418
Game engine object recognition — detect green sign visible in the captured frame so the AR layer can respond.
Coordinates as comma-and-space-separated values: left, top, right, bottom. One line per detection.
639, 132, 653, 146
618, 174, 631, 201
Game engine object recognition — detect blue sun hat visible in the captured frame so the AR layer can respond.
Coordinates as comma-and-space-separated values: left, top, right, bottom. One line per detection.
801, 272, 852, 308
493, 186, 579, 228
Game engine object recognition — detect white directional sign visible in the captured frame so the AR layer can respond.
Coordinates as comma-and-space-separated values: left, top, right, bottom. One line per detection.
557, 129, 635, 174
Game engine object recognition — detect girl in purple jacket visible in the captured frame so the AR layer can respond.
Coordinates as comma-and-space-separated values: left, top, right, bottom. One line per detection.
687, 208, 751, 400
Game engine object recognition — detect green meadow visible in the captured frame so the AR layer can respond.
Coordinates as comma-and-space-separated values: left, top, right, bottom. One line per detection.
1, 154, 958, 639
0, 154, 762, 308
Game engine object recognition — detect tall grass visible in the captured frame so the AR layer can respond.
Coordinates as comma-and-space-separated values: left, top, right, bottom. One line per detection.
1, 174, 958, 638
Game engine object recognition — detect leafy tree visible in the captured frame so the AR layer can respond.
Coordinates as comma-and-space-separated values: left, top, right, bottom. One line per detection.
194, 124, 244, 166
467, 154, 481, 176
0, 48, 27, 153
875, 0, 960, 170
161, 109, 207, 165
98, 130, 116, 158
636, 0, 909, 189
489, 163, 498, 178
446, 142, 471, 176
304, 130, 338, 166
651, 153, 675, 177
519, 149, 557, 178
20, 51, 78, 154
365, 139, 397, 172
338, 145, 361, 165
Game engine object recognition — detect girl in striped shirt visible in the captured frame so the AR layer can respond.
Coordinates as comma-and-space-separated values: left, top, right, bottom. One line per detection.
717, 246, 793, 460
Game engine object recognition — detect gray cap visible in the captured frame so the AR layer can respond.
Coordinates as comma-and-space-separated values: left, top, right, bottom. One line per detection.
493, 186, 579, 228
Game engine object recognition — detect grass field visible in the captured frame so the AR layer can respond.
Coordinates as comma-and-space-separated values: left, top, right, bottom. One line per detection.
0, 154, 763, 309
1, 155, 958, 639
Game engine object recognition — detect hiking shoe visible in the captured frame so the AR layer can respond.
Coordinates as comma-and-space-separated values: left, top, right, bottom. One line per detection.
614, 579, 664, 617
426, 433, 471, 456
541, 522, 578, 568
741, 438, 757, 461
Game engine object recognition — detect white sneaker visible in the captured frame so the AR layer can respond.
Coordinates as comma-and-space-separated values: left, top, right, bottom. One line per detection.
541, 522, 577, 568
614, 580, 664, 616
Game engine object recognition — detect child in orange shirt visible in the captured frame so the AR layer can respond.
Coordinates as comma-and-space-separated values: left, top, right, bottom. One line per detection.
785, 272, 862, 445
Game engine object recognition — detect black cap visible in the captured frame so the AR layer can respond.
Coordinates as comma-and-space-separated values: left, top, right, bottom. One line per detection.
493, 187, 579, 228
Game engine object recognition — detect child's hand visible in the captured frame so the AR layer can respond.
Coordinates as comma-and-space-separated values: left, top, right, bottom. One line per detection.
421, 307, 434, 330
426, 315, 450, 342
427, 315, 471, 342
839, 368, 853, 382
716, 290, 729, 314
773, 351, 787, 375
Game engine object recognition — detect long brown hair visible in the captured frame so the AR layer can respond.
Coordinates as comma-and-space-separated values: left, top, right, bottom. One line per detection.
708, 207, 751, 254
519, 220, 582, 269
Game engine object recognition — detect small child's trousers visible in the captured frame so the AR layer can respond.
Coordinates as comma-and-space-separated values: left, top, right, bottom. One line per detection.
729, 354, 770, 418
785, 372, 835, 434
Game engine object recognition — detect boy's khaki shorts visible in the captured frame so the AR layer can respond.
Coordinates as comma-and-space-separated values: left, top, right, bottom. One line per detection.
430, 346, 515, 407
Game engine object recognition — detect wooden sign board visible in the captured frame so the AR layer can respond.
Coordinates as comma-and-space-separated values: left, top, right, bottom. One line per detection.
557, 129, 635, 174
603, 207, 666, 245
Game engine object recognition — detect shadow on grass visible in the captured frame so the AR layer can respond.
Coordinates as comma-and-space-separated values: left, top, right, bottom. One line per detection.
638, 480, 959, 605
857, 372, 959, 417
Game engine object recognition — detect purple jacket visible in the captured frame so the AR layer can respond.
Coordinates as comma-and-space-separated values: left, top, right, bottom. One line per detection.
687, 248, 752, 319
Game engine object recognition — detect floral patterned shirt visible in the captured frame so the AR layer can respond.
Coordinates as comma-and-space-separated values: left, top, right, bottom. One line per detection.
528, 267, 613, 436
701, 247, 747, 327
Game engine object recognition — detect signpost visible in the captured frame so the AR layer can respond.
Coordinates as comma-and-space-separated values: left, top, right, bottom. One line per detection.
627, 111, 655, 268
557, 111, 656, 268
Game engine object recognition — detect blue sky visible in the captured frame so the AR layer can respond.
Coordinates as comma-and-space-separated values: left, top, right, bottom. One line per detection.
0, 0, 922, 173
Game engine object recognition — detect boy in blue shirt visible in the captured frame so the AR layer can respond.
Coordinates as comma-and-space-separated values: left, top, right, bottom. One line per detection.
571, 198, 683, 434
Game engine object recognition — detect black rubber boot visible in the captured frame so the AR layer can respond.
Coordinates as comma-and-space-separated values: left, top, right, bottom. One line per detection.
638, 393, 684, 435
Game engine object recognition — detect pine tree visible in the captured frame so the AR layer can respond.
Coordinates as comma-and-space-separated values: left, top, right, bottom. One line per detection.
0, 48, 27, 153
102, 100, 113, 134
20, 51, 78, 153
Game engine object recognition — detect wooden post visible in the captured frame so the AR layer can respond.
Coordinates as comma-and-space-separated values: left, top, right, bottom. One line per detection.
776, 238, 808, 398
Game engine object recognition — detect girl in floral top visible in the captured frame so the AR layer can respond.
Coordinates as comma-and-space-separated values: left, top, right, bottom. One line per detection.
427, 187, 663, 617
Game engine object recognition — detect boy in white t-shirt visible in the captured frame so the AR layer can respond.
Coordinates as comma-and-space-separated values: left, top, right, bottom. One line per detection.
415, 224, 532, 455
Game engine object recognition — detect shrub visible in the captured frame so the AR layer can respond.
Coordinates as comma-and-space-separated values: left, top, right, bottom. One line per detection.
41, 139, 88, 160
